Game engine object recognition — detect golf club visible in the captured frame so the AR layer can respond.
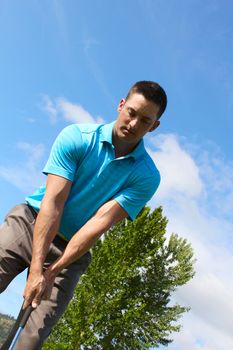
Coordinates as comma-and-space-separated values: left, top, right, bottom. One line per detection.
1, 304, 33, 350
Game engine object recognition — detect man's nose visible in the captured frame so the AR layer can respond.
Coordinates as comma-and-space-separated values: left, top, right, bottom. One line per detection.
129, 117, 139, 129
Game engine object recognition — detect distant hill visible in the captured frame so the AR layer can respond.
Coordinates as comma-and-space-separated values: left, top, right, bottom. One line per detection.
0, 313, 15, 347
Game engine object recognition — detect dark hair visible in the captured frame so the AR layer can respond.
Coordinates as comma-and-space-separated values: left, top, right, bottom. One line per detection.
126, 81, 167, 119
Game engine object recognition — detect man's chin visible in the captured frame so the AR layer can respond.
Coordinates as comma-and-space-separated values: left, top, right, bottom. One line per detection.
119, 133, 139, 145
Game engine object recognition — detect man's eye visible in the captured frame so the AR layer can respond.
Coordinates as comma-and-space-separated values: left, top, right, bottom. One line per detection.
142, 119, 151, 124
127, 108, 135, 116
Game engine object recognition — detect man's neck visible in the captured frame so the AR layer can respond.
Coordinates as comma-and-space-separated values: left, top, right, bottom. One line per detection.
114, 145, 134, 158
112, 136, 138, 158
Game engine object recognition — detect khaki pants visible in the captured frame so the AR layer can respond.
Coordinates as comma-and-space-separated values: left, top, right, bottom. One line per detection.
0, 204, 91, 350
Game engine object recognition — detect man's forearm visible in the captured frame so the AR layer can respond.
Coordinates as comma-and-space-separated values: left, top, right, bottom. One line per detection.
23, 174, 72, 309
47, 214, 112, 278
30, 202, 63, 274
23, 199, 126, 309
47, 200, 127, 278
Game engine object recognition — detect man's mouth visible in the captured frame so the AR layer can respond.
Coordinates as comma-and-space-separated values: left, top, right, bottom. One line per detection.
122, 127, 135, 135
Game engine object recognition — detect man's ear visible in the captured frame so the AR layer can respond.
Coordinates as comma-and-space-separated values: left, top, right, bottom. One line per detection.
117, 98, 125, 112
149, 120, 160, 132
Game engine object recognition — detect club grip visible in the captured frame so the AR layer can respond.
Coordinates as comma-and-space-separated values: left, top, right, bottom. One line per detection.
20, 305, 34, 328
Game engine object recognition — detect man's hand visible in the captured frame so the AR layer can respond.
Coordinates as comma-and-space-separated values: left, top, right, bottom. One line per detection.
42, 268, 56, 301
23, 269, 55, 309
23, 174, 72, 309
23, 199, 127, 309
23, 271, 46, 309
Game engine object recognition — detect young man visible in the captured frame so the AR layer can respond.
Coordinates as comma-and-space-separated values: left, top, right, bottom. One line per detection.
0, 81, 167, 349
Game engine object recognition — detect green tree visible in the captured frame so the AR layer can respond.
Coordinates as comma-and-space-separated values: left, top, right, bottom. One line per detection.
44, 207, 195, 350
0, 313, 15, 347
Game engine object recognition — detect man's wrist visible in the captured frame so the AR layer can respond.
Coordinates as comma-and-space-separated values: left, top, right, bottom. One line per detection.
29, 265, 44, 275
46, 260, 62, 279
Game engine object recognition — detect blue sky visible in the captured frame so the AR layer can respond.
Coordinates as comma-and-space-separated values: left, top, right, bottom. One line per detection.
0, 1, 233, 349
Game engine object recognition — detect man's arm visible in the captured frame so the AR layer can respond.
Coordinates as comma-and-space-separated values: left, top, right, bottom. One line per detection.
46, 199, 128, 279
24, 174, 128, 308
23, 174, 72, 308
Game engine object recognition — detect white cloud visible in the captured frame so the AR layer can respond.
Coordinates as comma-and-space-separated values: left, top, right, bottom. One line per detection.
41, 95, 58, 124
1, 95, 105, 193
148, 134, 203, 199
0, 143, 45, 193
177, 272, 233, 336
57, 97, 96, 123
0, 94, 106, 194
41, 95, 105, 124
197, 145, 233, 219
148, 133, 233, 350
168, 312, 233, 350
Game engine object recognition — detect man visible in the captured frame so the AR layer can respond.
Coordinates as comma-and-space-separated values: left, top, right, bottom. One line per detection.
0, 81, 167, 349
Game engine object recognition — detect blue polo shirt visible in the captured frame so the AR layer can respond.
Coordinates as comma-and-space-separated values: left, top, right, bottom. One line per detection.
26, 121, 160, 240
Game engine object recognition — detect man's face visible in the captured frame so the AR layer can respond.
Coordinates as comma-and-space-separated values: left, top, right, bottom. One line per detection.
114, 93, 160, 145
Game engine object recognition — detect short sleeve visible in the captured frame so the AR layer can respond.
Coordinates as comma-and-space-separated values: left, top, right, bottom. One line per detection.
43, 124, 84, 181
113, 170, 161, 220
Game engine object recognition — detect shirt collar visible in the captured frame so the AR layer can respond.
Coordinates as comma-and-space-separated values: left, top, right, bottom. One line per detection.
100, 121, 146, 160
126, 138, 145, 160
100, 121, 115, 145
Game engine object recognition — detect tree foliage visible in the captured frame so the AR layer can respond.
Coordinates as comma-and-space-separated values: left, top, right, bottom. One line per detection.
43, 207, 195, 349
0, 313, 15, 347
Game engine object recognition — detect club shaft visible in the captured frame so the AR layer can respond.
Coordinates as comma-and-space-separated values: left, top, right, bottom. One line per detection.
8, 328, 23, 350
